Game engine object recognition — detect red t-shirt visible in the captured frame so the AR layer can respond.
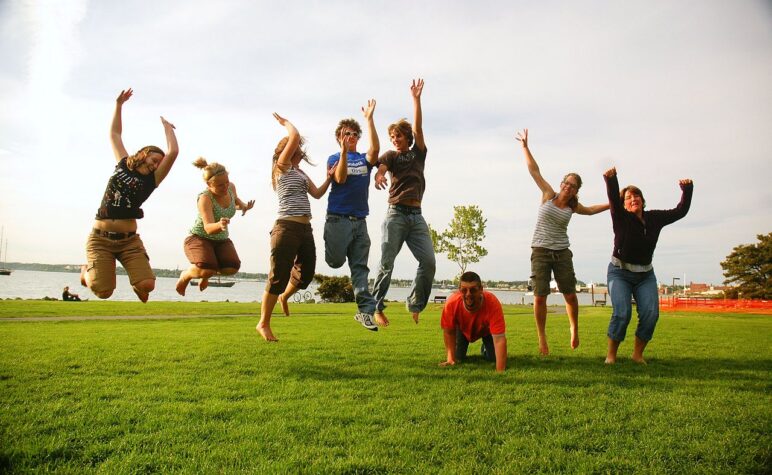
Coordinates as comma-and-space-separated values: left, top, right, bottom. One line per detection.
440, 291, 506, 342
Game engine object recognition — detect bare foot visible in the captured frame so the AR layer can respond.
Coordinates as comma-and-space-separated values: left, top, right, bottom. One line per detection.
256, 324, 278, 342
374, 311, 390, 327
80, 265, 88, 287
631, 356, 647, 365
570, 328, 579, 350
604, 357, 616, 365
412, 312, 420, 324
538, 340, 550, 356
199, 278, 209, 292
133, 287, 149, 303
175, 276, 189, 296
278, 294, 290, 316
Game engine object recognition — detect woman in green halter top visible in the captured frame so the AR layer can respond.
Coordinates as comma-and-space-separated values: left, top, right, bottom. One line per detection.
175, 157, 254, 296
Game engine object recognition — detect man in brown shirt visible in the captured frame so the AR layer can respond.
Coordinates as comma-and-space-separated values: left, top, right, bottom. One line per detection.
372, 78, 436, 326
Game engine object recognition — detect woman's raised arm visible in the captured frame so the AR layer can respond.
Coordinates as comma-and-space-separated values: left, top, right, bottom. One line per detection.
153, 116, 178, 186
110, 88, 132, 161
517, 129, 554, 202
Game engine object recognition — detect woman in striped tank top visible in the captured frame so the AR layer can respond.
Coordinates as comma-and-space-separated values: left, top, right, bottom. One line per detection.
257, 113, 335, 342
516, 129, 609, 356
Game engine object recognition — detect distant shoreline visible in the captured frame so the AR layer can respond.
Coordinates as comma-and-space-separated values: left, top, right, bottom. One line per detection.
0, 264, 534, 290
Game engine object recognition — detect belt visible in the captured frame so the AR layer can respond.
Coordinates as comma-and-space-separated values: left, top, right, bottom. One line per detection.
328, 213, 365, 221
390, 204, 422, 215
93, 228, 136, 240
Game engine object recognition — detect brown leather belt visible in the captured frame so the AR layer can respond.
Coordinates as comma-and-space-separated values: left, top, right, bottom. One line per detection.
93, 228, 136, 240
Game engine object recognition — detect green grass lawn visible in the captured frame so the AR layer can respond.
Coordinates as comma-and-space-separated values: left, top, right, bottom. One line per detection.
1, 301, 770, 473
0, 300, 260, 318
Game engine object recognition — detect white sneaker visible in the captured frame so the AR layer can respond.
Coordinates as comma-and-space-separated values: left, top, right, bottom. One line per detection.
354, 313, 378, 332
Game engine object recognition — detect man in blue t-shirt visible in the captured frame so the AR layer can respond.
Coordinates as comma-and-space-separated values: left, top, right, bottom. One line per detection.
325, 100, 380, 331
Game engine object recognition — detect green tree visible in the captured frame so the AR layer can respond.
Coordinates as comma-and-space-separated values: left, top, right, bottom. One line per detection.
313, 274, 354, 302
430, 205, 488, 276
720, 232, 772, 299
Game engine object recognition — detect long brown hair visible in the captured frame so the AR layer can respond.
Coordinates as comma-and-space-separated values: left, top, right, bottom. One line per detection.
562, 172, 583, 210
126, 145, 164, 171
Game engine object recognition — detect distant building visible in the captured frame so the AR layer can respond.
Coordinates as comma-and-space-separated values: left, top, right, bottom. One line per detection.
689, 282, 710, 293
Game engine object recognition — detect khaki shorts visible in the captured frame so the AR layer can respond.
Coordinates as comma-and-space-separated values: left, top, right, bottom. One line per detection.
85, 232, 155, 294
183, 235, 241, 271
530, 247, 577, 296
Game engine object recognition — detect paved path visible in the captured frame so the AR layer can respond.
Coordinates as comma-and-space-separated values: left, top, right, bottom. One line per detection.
0, 314, 251, 322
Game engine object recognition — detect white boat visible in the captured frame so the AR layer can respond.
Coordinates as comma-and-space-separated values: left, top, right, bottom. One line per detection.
190, 277, 236, 288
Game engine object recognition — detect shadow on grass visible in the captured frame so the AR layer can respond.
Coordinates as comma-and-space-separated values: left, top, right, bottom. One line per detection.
279, 353, 771, 395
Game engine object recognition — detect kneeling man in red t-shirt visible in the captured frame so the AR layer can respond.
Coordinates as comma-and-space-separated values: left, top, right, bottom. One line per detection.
440, 271, 508, 372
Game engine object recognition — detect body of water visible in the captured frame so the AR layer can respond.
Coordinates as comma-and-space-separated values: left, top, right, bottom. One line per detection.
0, 270, 603, 306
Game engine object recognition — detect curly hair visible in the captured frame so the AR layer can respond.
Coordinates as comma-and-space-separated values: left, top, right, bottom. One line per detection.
334, 118, 362, 145
192, 157, 228, 183
387, 119, 413, 147
126, 145, 164, 171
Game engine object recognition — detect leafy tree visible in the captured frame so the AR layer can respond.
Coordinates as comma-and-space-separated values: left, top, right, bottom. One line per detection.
720, 232, 772, 299
313, 274, 354, 302
430, 205, 488, 276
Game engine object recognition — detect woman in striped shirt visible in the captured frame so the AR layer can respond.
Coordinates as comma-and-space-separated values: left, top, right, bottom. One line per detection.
516, 129, 609, 356
257, 113, 335, 342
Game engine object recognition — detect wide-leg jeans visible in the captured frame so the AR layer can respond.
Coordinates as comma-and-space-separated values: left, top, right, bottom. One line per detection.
372, 206, 436, 313
607, 263, 660, 342
324, 214, 376, 315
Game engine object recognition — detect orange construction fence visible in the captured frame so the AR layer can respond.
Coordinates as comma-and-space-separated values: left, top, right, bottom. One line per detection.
659, 296, 772, 314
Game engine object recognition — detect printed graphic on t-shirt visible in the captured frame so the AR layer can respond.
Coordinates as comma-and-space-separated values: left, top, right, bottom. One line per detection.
104, 168, 146, 209
348, 164, 368, 176
394, 151, 415, 168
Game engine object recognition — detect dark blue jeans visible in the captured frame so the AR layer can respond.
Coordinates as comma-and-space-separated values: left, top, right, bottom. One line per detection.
455, 330, 496, 362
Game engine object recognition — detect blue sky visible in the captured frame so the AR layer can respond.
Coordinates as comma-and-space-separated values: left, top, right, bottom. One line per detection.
1, 0, 770, 285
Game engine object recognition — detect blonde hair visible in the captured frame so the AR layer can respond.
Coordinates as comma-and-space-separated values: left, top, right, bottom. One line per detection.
193, 157, 228, 183
271, 136, 311, 189
126, 145, 164, 171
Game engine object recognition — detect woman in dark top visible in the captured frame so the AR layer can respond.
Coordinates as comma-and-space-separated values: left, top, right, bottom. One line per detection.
81, 88, 179, 302
603, 167, 693, 364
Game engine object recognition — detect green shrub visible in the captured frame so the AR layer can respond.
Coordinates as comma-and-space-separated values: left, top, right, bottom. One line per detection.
313, 274, 354, 302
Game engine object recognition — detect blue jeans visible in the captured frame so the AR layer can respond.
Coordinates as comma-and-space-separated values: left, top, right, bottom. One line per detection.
372, 206, 436, 313
455, 330, 496, 362
607, 263, 660, 342
323, 214, 375, 315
